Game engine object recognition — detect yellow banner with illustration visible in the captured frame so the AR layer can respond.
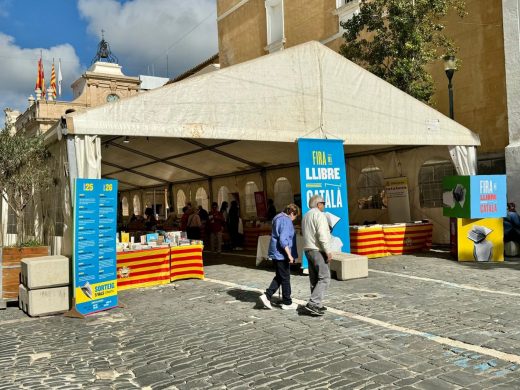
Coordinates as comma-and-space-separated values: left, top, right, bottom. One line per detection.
457, 218, 503, 262
75, 280, 118, 304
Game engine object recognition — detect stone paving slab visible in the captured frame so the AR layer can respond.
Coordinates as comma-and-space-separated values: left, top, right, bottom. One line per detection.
1, 251, 520, 388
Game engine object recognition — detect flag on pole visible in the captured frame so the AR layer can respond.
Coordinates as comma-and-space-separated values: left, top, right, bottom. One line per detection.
35, 57, 44, 95
57, 59, 63, 97
35, 57, 46, 98
41, 58, 46, 98
50, 62, 57, 99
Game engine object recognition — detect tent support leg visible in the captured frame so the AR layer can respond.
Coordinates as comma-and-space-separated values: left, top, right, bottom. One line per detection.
261, 169, 267, 200
208, 178, 213, 204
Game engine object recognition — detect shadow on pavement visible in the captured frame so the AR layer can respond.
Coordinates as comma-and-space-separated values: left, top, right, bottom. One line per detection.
226, 288, 317, 316
227, 288, 262, 306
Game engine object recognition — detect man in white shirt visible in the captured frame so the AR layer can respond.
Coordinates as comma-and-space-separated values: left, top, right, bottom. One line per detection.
301, 194, 332, 316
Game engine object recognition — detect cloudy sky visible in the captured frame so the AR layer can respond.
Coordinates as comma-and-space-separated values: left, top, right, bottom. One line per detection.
0, 0, 218, 126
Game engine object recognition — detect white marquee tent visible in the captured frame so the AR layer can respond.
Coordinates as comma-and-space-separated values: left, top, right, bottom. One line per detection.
45, 41, 480, 254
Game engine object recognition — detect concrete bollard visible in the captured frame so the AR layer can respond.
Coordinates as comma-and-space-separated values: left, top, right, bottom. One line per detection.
18, 284, 70, 317
20, 255, 69, 289
330, 252, 368, 281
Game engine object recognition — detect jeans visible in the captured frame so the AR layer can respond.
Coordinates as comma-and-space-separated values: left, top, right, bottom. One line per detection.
265, 259, 292, 305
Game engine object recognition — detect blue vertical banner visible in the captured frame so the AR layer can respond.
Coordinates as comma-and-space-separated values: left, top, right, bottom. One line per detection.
73, 178, 118, 315
298, 139, 350, 268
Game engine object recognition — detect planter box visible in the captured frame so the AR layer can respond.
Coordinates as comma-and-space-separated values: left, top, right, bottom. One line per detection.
1, 246, 50, 300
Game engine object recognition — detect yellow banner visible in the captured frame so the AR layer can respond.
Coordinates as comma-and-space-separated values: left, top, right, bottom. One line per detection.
75, 279, 118, 304
457, 218, 504, 262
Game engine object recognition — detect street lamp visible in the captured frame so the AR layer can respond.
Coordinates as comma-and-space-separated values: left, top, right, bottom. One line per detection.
443, 55, 457, 120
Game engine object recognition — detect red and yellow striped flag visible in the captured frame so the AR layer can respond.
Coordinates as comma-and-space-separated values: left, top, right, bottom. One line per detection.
35, 58, 45, 95
35, 57, 46, 98
50, 63, 57, 99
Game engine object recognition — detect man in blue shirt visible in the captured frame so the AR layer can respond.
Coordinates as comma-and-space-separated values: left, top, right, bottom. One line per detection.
259, 204, 299, 310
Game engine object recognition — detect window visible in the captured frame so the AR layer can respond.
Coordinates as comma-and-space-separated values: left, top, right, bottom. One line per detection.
265, 0, 285, 53
336, 0, 360, 32
336, 0, 356, 7
133, 195, 141, 216
6, 201, 16, 234
176, 190, 186, 215
6, 195, 36, 236
25, 198, 35, 236
357, 166, 385, 209
46, 178, 64, 237
217, 186, 230, 209
478, 158, 505, 175
274, 177, 293, 212
245, 181, 259, 215
195, 187, 209, 210
121, 196, 129, 217
419, 160, 456, 208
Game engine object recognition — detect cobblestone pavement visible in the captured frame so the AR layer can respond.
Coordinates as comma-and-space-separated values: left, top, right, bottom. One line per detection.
2, 250, 520, 389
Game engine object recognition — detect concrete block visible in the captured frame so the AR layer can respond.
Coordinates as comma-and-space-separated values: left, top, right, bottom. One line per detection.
18, 284, 70, 317
330, 252, 368, 281
21, 255, 69, 289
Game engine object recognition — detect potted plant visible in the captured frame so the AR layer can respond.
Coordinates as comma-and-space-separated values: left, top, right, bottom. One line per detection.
0, 123, 52, 301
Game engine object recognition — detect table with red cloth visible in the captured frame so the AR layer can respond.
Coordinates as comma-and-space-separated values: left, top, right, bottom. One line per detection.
116, 244, 204, 291
349, 225, 389, 259
350, 222, 433, 258
116, 247, 171, 291
170, 244, 205, 282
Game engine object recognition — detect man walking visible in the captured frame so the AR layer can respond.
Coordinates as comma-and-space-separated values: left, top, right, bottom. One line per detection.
301, 195, 332, 316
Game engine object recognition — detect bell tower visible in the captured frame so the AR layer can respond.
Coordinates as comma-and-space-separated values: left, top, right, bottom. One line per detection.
71, 32, 140, 107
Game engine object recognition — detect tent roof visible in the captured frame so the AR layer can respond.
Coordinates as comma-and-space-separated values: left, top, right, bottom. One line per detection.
68, 41, 479, 147
64, 41, 480, 190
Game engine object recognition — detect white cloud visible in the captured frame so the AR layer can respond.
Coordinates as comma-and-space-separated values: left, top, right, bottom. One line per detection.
0, 33, 82, 127
78, 0, 218, 78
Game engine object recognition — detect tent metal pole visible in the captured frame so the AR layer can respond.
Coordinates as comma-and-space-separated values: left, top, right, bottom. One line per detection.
66, 135, 79, 204
208, 178, 214, 204
261, 169, 267, 199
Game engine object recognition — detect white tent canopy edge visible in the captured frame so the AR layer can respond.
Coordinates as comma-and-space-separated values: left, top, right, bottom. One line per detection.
64, 41, 480, 148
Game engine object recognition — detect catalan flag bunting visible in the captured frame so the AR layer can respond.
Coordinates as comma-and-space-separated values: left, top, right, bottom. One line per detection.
116, 244, 204, 290
50, 63, 57, 99
116, 247, 171, 291
170, 245, 204, 281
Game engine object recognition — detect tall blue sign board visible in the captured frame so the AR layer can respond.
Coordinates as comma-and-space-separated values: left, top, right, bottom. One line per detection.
298, 139, 350, 268
73, 179, 118, 315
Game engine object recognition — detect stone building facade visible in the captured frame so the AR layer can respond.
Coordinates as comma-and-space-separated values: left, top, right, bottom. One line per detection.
11, 61, 140, 137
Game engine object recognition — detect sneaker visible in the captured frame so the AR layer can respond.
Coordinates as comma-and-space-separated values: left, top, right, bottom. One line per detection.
303, 303, 324, 316
259, 294, 272, 309
281, 302, 298, 310
302, 268, 309, 275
